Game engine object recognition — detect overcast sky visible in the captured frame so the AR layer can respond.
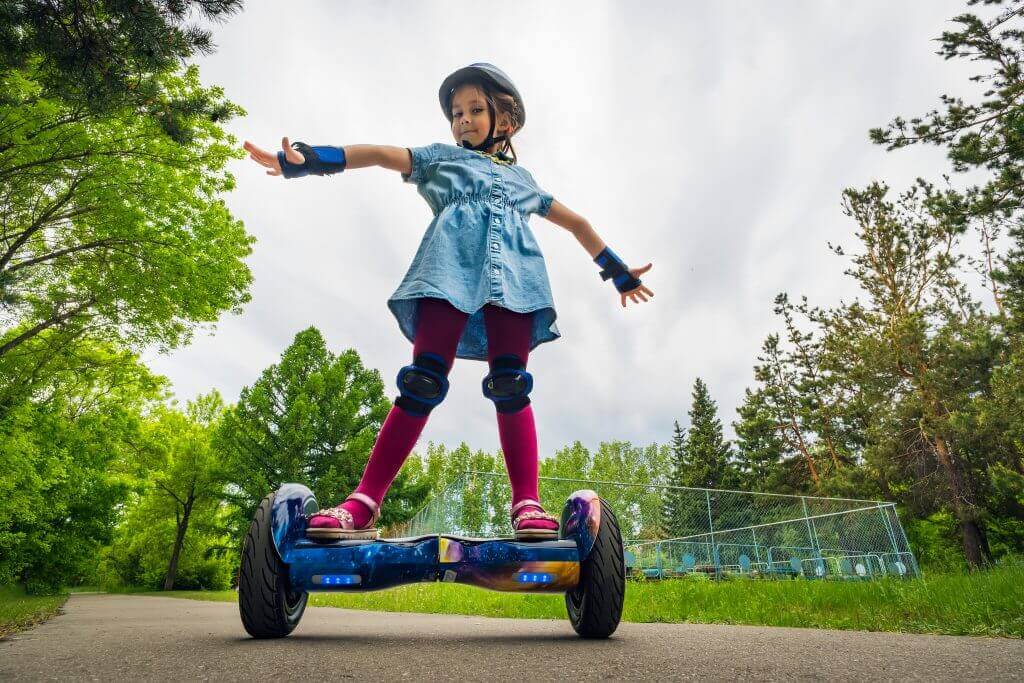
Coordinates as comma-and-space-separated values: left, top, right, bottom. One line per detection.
142, 0, 983, 460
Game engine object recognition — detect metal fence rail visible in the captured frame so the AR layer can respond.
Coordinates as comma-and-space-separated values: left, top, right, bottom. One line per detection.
389, 470, 919, 580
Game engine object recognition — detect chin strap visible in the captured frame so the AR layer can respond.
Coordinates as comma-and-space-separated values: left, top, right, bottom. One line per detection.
460, 133, 508, 152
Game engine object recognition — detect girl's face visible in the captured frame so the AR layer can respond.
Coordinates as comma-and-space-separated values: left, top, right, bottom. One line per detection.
450, 84, 513, 151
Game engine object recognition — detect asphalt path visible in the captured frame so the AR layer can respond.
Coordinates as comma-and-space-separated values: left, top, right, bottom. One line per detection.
1, 593, 1021, 681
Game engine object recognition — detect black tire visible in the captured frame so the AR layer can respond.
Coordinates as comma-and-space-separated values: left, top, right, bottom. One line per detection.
565, 498, 626, 638
238, 492, 308, 638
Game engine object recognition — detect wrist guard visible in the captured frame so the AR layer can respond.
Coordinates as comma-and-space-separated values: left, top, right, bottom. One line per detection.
277, 142, 347, 178
594, 246, 642, 294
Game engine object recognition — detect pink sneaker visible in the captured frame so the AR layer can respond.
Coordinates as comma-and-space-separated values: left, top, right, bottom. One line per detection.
511, 498, 560, 541
306, 492, 381, 541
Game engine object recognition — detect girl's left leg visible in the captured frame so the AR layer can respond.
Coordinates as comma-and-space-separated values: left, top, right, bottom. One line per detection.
483, 304, 559, 534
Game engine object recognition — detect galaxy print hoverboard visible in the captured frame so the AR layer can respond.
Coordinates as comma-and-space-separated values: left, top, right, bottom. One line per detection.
238, 484, 626, 639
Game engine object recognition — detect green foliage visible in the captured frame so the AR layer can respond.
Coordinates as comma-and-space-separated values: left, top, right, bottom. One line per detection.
541, 440, 670, 540
749, 334, 824, 488
105, 393, 234, 590
0, 0, 244, 135
661, 379, 740, 539
740, 0, 1024, 567
903, 511, 969, 572
986, 463, 1024, 557
659, 421, 690, 537
868, 1, 1024, 327
0, 336, 166, 594
99, 497, 234, 591
402, 438, 670, 541
733, 388, 785, 492
215, 328, 416, 539
0, 1, 252, 596
0, 60, 254, 364
681, 378, 736, 490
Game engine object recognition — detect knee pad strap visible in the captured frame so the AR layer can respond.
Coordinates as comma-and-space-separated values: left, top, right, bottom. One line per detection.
396, 352, 449, 416
482, 354, 533, 414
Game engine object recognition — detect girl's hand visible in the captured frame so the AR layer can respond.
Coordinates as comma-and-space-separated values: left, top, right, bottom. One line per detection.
620, 263, 654, 308
243, 137, 306, 176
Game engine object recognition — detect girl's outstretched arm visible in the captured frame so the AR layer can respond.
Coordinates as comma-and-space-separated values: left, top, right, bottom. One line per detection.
348, 145, 412, 174
543, 199, 655, 307
243, 138, 412, 176
544, 200, 605, 258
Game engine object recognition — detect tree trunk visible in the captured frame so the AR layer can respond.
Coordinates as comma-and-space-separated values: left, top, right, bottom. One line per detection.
163, 495, 195, 591
932, 434, 992, 569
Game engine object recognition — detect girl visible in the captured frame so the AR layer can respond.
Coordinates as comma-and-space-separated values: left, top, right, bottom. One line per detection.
243, 63, 654, 542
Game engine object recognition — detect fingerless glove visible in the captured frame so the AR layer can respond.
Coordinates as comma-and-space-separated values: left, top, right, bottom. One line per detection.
277, 142, 347, 178
594, 246, 642, 293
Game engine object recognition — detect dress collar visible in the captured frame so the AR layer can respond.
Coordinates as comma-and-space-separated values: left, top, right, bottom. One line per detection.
469, 148, 515, 165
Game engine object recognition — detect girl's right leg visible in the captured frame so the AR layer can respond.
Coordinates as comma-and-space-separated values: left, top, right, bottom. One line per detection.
311, 297, 468, 530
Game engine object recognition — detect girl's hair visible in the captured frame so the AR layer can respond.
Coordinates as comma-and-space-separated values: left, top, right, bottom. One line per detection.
455, 80, 523, 164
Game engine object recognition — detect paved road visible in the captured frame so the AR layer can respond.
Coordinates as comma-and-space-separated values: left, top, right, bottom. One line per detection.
1, 594, 1021, 681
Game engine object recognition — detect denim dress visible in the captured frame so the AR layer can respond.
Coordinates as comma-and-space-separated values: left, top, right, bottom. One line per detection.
388, 142, 561, 361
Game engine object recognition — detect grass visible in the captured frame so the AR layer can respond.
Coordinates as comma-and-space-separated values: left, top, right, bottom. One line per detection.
0, 584, 68, 640
131, 561, 1024, 638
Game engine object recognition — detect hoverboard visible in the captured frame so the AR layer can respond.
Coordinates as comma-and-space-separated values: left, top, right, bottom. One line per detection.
238, 484, 626, 639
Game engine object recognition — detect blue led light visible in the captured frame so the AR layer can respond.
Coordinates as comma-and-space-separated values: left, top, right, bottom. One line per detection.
319, 574, 360, 585
516, 572, 554, 583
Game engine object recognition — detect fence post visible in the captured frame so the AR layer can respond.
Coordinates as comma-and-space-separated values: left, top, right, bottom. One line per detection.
800, 497, 822, 563
889, 505, 922, 578
879, 504, 902, 574
705, 490, 719, 577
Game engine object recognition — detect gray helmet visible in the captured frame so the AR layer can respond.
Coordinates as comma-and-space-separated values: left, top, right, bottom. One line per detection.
438, 63, 526, 130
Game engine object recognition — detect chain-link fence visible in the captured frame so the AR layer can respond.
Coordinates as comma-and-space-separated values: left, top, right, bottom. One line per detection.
389, 470, 919, 580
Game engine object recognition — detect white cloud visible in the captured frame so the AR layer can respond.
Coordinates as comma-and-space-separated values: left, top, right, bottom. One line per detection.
143, 0, 979, 458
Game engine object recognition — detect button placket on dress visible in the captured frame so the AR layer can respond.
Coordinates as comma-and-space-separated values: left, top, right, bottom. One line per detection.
487, 171, 505, 299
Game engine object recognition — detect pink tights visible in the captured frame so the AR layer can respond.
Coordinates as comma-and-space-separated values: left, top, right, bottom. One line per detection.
337, 297, 551, 530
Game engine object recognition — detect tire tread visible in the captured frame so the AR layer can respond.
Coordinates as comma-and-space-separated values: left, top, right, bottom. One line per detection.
566, 498, 626, 638
238, 492, 307, 638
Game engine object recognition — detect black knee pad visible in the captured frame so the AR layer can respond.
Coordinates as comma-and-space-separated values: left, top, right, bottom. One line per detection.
482, 354, 533, 414
395, 352, 450, 416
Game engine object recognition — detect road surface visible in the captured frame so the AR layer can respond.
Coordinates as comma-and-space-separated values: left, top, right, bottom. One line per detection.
1, 593, 1021, 681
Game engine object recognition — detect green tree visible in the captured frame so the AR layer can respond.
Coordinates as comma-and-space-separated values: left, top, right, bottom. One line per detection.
216, 328, 426, 540
660, 420, 692, 537
589, 440, 670, 539
753, 334, 822, 487
0, 335, 166, 593
101, 488, 234, 591
866, 1, 1024, 567
868, 0, 1024, 325
826, 181, 1000, 567
1, 0, 244, 137
127, 393, 228, 590
0, 62, 253, 376
733, 387, 785, 492
682, 378, 736, 490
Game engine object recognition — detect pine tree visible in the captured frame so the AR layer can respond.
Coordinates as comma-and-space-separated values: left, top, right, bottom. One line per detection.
683, 378, 736, 490
659, 420, 689, 537
1, 0, 245, 134
733, 387, 785, 491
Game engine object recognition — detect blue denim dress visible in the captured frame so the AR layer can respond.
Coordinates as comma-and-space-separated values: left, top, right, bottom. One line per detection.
388, 142, 561, 362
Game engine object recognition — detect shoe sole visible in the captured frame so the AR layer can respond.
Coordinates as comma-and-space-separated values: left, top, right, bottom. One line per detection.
514, 528, 560, 541
306, 527, 381, 542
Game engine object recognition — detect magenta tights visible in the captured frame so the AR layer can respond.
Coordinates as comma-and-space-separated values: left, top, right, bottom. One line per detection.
344, 297, 541, 526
